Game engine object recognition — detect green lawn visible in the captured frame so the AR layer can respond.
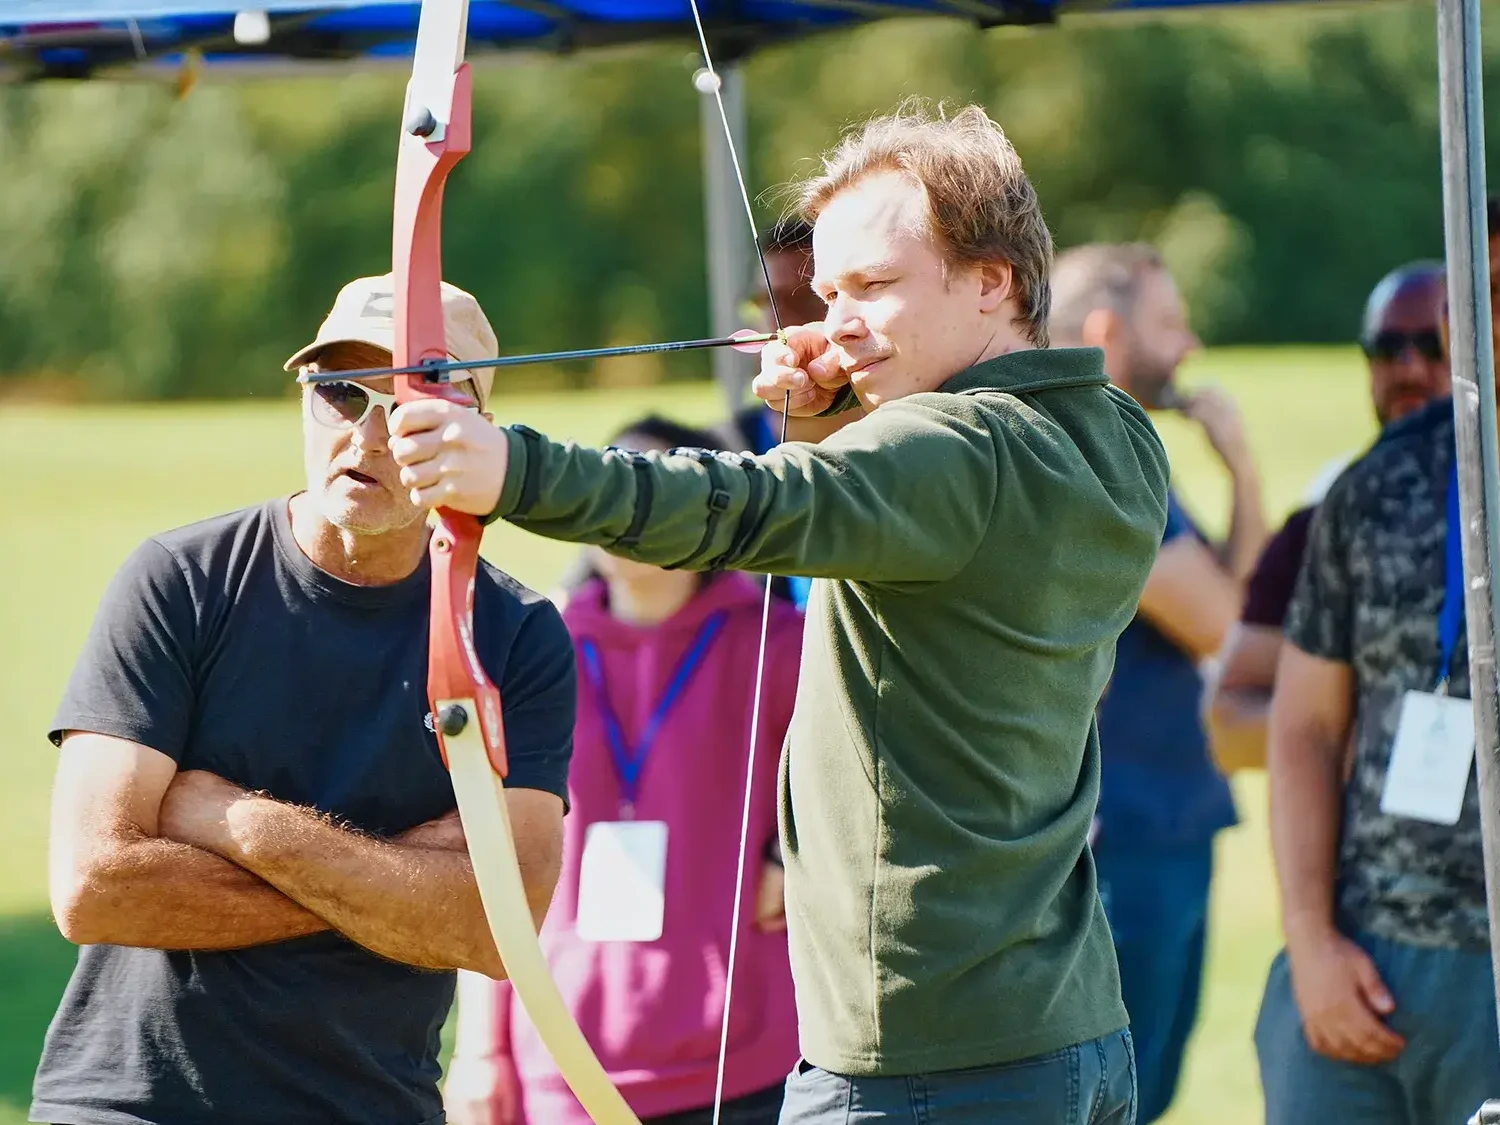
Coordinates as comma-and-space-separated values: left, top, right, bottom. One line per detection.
0, 347, 1384, 1125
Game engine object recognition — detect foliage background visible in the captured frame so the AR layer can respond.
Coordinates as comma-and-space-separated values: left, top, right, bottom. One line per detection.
1, 0, 1496, 403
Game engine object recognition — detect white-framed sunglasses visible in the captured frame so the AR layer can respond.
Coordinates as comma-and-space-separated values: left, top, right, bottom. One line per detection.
299, 369, 479, 430
302, 374, 400, 430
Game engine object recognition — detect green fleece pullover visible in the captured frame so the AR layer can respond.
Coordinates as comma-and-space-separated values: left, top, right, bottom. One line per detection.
485, 346, 1169, 1075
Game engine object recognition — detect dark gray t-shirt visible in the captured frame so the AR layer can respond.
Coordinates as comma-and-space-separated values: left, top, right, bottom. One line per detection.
32, 498, 575, 1125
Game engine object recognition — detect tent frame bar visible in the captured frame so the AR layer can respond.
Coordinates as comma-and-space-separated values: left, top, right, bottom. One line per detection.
1436, 2, 1500, 1113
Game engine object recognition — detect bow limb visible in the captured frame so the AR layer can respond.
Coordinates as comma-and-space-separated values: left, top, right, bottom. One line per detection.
445, 721, 644, 1122
430, 530, 639, 1125
391, 5, 640, 1122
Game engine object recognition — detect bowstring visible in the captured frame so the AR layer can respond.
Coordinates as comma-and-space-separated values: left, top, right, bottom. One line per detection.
682, 6, 791, 1122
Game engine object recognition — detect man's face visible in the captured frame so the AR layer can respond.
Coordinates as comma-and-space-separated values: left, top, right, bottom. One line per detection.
812, 171, 1007, 409
1364, 278, 1448, 425
1113, 268, 1199, 410
299, 346, 477, 536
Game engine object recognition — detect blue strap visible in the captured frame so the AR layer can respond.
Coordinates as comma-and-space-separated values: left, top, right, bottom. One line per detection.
1438, 455, 1465, 692
577, 611, 728, 811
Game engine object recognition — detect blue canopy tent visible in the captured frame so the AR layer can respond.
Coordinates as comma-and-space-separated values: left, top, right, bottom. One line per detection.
0, 1, 1319, 77
7, 3, 1500, 1119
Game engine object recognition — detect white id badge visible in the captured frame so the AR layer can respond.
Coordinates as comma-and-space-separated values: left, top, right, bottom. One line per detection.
575, 820, 668, 942
1380, 690, 1476, 826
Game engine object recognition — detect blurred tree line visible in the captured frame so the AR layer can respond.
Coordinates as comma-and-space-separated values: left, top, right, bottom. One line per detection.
0, 0, 1492, 401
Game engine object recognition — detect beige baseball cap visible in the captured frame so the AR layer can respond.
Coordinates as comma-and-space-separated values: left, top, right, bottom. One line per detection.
283, 274, 498, 409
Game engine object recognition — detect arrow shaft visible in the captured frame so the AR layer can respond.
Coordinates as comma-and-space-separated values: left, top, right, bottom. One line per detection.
297, 331, 778, 385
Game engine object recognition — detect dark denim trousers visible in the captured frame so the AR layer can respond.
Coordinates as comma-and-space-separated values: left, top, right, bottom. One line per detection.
1094, 839, 1213, 1123
778, 1030, 1136, 1124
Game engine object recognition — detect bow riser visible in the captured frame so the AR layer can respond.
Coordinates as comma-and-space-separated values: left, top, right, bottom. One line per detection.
388, 54, 504, 774
428, 523, 509, 775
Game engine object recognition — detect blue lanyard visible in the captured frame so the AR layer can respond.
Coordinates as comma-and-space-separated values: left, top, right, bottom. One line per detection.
577, 611, 728, 813
1438, 455, 1465, 693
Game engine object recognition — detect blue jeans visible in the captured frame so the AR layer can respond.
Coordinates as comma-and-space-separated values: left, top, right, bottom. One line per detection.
1093, 840, 1212, 1123
1255, 929, 1500, 1125
778, 1031, 1136, 1124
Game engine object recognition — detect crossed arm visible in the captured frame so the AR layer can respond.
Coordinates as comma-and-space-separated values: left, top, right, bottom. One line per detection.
49, 731, 562, 978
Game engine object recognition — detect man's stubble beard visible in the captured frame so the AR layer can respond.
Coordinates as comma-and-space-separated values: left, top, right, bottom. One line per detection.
311, 484, 427, 538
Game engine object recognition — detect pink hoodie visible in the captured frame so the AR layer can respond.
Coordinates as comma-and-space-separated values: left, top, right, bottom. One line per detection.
479, 572, 803, 1123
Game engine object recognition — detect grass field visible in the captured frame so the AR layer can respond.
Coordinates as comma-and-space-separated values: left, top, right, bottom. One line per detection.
0, 346, 1385, 1125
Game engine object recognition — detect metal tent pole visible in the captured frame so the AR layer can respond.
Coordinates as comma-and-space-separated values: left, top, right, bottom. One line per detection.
698, 59, 755, 414
1436, 3, 1500, 1107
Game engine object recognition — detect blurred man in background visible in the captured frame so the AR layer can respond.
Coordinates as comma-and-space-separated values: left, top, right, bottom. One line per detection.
1050, 242, 1266, 1123
1252, 205, 1500, 1125
720, 217, 830, 453
720, 216, 864, 452
1202, 262, 1449, 775
719, 216, 863, 609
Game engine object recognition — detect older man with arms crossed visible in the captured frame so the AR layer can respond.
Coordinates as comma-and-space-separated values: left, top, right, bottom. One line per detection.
388, 103, 1169, 1124
32, 278, 575, 1125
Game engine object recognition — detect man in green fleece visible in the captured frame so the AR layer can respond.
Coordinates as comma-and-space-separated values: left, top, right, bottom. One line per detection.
388, 103, 1168, 1123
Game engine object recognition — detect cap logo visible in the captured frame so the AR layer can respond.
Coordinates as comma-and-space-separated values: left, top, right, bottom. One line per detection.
360, 292, 395, 319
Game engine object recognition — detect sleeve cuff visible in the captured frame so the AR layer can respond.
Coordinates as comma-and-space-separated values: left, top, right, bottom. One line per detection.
482, 426, 533, 526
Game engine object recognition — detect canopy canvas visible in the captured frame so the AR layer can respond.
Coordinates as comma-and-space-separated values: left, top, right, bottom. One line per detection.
2, 1, 1317, 79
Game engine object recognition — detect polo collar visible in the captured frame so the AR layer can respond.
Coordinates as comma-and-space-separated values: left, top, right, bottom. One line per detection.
939, 346, 1109, 397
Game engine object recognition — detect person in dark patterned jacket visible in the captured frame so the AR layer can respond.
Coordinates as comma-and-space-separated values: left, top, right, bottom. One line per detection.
1255, 380, 1500, 1120
1201, 262, 1449, 776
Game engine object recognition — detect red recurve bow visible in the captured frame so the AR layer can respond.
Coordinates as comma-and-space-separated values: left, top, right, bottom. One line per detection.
389, 3, 642, 1122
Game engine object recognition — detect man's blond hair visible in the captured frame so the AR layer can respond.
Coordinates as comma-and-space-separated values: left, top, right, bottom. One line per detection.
793, 100, 1053, 347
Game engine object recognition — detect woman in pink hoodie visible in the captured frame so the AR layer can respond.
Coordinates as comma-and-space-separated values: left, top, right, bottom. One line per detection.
446, 416, 803, 1125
